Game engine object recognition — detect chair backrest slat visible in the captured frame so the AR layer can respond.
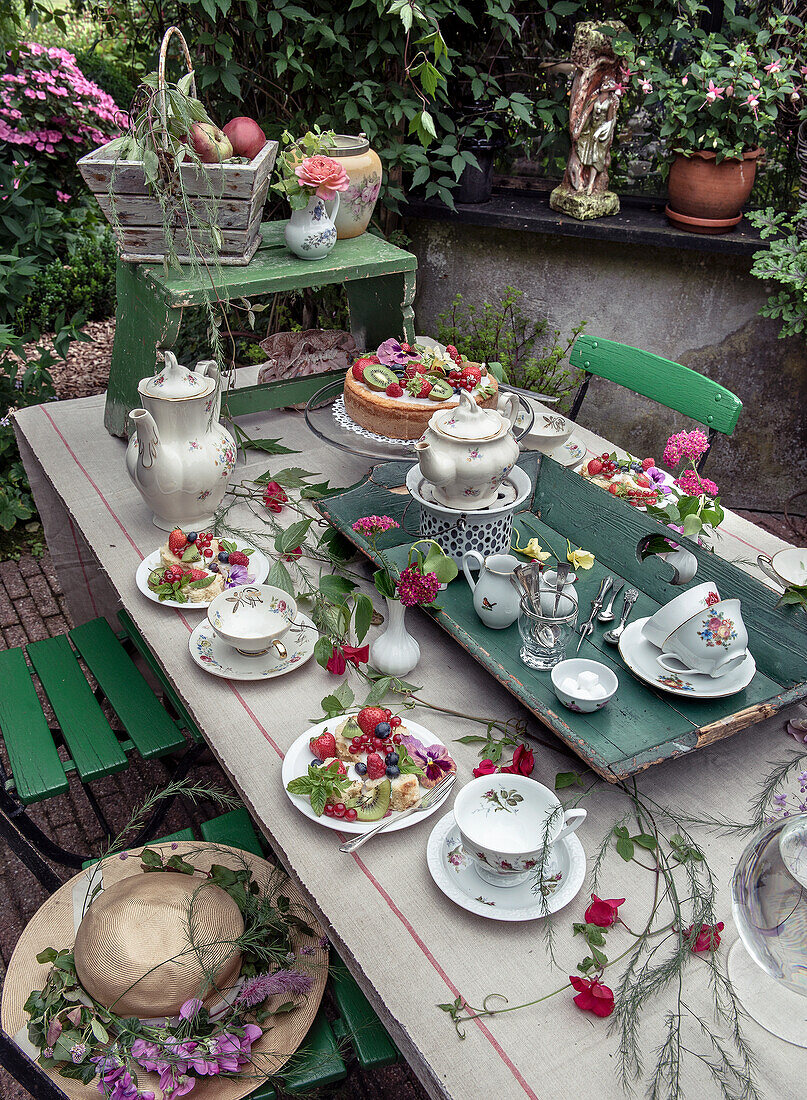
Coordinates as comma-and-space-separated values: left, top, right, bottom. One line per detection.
568, 334, 742, 435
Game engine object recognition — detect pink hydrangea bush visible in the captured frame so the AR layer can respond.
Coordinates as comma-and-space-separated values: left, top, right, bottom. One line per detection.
0, 43, 127, 183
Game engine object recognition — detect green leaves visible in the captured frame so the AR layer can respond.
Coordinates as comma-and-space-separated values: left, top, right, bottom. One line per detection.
613, 824, 657, 862
555, 771, 584, 790
319, 680, 355, 718
287, 760, 351, 816
266, 559, 295, 595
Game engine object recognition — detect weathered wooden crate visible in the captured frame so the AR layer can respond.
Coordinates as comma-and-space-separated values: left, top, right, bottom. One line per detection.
317, 455, 807, 782
78, 138, 277, 265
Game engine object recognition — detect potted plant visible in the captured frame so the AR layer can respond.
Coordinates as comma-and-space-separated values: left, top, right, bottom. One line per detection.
623, 36, 801, 233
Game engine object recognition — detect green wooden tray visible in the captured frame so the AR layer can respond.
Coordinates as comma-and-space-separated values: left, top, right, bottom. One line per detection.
316, 456, 807, 782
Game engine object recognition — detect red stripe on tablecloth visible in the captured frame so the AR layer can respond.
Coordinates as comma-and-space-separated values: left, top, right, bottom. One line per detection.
348, 847, 540, 1100
68, 516, 99, 617
42, 406, 143, 559
41, 411, 580, 1098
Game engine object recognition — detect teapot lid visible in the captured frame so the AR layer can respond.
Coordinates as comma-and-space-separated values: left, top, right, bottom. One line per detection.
139, 352, 215, 400
433, 390, 504, 441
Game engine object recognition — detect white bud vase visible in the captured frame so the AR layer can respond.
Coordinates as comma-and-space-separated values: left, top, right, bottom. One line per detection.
369, 597, 420, 677
284, 194, 339, 260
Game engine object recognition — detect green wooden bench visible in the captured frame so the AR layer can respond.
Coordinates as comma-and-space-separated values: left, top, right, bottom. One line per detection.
0, 808, 398, 1099
0, 617, 203, 888
568, 334, 743, 469
106, 220, 418, 437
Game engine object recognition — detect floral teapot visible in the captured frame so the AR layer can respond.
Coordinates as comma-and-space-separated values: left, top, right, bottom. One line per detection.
414, 390, 520, 510
125, 352, 237, 530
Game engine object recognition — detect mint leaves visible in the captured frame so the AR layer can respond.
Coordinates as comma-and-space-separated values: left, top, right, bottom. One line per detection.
286, 761, 351, 817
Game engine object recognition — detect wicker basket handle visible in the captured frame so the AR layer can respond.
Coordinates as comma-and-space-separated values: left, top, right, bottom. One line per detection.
157, 26, 197, 151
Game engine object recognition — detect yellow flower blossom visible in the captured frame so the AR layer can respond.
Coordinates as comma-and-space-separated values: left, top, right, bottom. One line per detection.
566, 540, 595, 570
512, 534, 552, 561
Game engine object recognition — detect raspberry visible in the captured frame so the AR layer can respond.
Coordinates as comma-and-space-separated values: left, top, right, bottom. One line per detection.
310, 731, 336, 760
461, 364, 482, 386
365, 752, 386, 780
357, 707, 388, 737
587, 458, 604, 476
642, 457, 655, 470
404, 361, 427, 379
227, 550, 250, 567
446, 344, 462, 364
385, 383, 404, 397
168, 528, 187, 557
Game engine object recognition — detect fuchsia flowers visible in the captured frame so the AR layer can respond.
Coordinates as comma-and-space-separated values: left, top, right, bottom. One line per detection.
569, 975, 615, 1018
682, 921, 725, 953
584, 894, 626, 928
0, 44, 126, 163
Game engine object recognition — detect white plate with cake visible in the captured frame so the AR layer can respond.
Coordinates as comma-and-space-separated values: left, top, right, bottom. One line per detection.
136, 527, 269, 608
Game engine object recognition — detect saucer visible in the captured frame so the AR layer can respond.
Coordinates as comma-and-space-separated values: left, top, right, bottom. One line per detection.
426, 812, 585, 921
136, 543, 269, 609
618, 617, 756, 699
188, 612, 316, 680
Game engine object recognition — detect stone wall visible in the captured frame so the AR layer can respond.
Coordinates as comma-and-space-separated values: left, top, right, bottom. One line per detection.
406, 218, 807, 514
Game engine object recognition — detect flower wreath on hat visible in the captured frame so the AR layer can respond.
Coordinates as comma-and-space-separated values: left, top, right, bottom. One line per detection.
22, 846, 325, 1100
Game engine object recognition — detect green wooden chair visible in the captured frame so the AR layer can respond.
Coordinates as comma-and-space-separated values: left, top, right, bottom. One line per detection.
567, 334, 743, 470
0, 807, 399, 1099
0, 617, 205, 890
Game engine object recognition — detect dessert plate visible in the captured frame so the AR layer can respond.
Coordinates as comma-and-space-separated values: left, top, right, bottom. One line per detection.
426, 812, 585, 921
618, 616, 756, 699
136, 543, 269, 609
283, 716, 454, 835
188, 612, 316, 680
304, 379, 535, 461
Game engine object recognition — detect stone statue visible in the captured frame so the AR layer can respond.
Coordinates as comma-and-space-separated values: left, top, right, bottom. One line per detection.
550, 21, 626, 220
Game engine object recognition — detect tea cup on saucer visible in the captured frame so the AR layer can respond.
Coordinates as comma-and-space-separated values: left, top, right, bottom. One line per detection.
453, 774, 586, 888
207, 584, 297, 658
642, 582, 721, 649
657, 598, 748, 679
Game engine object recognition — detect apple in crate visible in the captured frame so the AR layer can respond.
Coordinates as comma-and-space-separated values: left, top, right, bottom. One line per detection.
189, 122, 233, 163
223, 116, 266, 160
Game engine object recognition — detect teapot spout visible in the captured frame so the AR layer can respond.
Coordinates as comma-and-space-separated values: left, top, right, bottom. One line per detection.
415, 438, 453, 487
129, 408, 159, 472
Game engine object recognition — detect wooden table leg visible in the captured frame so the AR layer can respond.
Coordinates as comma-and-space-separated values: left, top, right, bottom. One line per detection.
104, 262, 183, 437
345, 269, 416, 349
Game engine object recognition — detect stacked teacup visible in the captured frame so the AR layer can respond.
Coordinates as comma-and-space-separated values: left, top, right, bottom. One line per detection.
641, 582, 749, 680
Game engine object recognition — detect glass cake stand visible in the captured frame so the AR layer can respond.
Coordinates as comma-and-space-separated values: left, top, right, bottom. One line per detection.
304, 379, 536, 462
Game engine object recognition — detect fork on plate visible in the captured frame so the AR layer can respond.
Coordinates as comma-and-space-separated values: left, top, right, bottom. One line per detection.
338, 772, 456, 853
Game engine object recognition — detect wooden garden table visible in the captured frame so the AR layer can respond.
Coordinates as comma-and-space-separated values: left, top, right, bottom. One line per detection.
13, 379, 806, 1100
105, 222, 417, 436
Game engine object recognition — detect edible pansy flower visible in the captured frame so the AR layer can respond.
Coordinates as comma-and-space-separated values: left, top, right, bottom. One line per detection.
569, 975, 615, 1017
402, 736, 455, 788
584, 894, 625, 928
376, 338, 408, 367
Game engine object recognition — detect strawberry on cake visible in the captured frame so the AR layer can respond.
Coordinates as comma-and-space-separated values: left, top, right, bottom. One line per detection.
343, 338, 499, 440
147, 527, 255, 604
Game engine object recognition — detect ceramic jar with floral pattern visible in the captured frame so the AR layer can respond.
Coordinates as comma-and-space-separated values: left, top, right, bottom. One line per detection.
325, 133, 382, 239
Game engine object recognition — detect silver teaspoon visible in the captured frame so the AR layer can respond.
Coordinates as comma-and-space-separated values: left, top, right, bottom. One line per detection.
597, 578, 625, 623
603, 588, 639, 644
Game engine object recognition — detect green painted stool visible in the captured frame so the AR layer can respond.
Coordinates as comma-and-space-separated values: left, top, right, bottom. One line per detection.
106, 221, 418, 437
568, 334, 743, 470
0, 617, 202, 889
0, 808, 398, 1099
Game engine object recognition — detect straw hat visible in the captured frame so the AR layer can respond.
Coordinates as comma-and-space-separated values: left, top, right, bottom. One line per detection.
2, 842, 328, 1100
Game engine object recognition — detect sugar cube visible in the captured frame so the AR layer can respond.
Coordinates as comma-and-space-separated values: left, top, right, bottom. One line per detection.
590, 685, 608, 699
560, 677, 578, 694
578, 670, 599, 688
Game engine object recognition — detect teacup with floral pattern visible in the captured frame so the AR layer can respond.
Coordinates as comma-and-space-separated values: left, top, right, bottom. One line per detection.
657, 598, 748, 679
453, 774, 586, 888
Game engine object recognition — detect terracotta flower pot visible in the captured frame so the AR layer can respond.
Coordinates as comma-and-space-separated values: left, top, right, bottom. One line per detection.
665, 148, 763, 234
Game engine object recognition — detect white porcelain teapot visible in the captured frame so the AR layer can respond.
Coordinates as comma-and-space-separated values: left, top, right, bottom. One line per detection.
414, 390, 520, 510
125, 352, 237, 530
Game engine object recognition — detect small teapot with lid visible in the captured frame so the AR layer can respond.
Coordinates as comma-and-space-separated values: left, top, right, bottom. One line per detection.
414, 390, 520, 510
125, 352, 237, 530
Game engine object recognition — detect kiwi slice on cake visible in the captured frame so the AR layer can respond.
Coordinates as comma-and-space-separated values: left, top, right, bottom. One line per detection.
340, 716, 362, 740
181, 544, 201, 563
363, 364, 398, 390
346, 778, 391, 822
426, 376, 454, 401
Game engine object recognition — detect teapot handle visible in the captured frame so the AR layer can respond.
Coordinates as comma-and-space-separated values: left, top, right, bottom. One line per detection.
499, 392, 519, 429
195, 359, 219, 382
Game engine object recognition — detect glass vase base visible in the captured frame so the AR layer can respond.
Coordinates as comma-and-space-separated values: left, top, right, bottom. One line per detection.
727, 940, 807, 1047
519, 647, 564, 671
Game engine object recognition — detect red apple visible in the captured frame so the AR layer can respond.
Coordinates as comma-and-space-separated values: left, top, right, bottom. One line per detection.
223, 116, 266, 161
188, 122, 233, 164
